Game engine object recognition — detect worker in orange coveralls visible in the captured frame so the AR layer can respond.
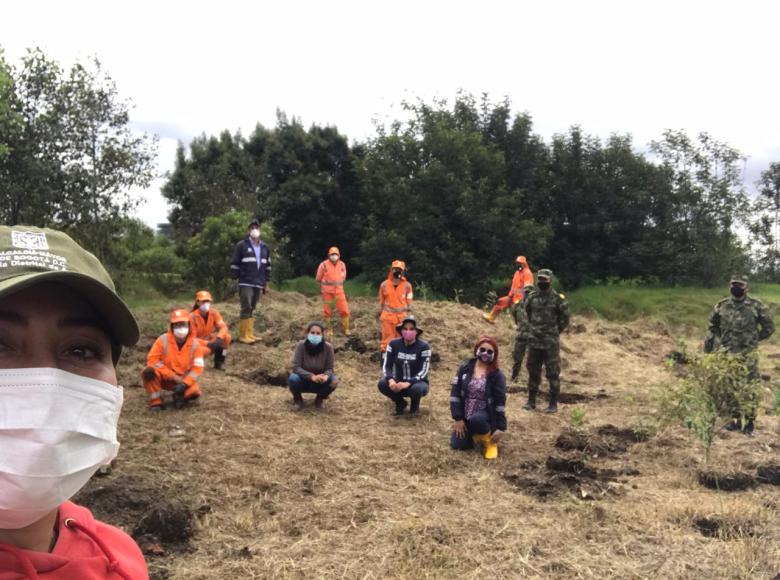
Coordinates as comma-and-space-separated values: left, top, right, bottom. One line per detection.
483, 256, 534, 323
315, 247, 351, 336
189, 290, 232, 370
141, 309, 205, 411
378, 260, 414, 357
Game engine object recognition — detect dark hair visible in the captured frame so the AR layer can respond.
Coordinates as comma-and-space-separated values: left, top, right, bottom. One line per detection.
473, 335, 499, 375
307, 321, 325, 334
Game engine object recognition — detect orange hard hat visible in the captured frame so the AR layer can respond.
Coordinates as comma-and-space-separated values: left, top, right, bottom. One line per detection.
328, 246, 340, 256
170, 309, 190, 324
391, 260, 406, 270
196, 290, 213, 302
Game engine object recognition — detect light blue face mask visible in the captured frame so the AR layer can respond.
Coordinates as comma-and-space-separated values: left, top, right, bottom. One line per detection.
307, 333, 323, 345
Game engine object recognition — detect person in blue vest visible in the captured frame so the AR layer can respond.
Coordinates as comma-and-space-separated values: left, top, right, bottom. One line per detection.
230, 217, 272, 344
377, 315, 432, 416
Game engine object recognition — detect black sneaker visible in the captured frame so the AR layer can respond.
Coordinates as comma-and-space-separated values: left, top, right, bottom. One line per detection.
394, 399, 408, 416
544, 403, 558, 414
724, 419, 742, 432
742, 420, 755, 437
522, 400, 536, 411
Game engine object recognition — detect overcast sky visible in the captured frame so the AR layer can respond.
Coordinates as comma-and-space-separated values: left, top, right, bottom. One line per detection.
3, 0, 779, 227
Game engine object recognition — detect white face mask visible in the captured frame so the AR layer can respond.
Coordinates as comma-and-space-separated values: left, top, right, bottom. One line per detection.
173, 326, 189, 339
199, 302, 211, 313
329, 254, 338, 262
0, 368, 122, 529
249, 228, 260, 239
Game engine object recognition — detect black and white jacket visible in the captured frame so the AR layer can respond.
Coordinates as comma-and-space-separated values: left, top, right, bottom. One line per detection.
382, 337, 431, 383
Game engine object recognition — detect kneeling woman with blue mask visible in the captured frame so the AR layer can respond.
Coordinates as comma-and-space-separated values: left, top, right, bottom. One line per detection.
0, 226, 147, 578
288, 321, 339, 410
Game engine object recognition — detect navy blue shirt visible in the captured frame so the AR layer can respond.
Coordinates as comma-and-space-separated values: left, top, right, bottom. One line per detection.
230, 237, 271, 288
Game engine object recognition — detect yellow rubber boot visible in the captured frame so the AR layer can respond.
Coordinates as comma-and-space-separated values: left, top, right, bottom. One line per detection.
472, 433, 498, 460
247, 316, 258, 342
341, 315, 351, 336
482, 307, 499, 324
238, 319, 255, 344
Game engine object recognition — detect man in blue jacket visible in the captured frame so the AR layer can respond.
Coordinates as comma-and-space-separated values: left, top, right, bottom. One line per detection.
378, 315, 432, 416
230, 218, 272, 344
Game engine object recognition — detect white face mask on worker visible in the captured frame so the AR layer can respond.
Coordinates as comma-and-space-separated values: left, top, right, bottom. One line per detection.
199, 302, 211, 313
0, 368, 122, 529
173, 326, 189, 339
249, 228, 260, 239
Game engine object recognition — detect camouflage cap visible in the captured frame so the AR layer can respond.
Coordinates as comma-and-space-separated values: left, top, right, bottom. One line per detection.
730, 274, 749, 285
537, 269, 553, 280
0, 226, 140, 346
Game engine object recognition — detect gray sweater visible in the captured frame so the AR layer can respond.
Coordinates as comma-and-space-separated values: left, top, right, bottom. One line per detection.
291, 340, 335, 379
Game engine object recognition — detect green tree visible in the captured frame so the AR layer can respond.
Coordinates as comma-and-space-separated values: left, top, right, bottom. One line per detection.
0, 48, 157, 260
750, 162, 780, 280
162, 130, 261, 239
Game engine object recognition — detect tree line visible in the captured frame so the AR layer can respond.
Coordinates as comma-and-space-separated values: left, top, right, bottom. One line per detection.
3, 48, 780, 300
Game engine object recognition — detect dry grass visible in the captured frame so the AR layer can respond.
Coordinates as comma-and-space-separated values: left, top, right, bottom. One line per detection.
75, 291, 780, 579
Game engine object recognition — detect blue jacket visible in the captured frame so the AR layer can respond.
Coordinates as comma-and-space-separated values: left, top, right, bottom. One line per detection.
382, 337, 431, 383
230, 237, 271, 288
449, 359, 507, 432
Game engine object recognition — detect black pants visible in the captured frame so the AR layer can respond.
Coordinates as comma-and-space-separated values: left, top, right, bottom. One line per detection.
377, 377, 429, 402
239, 286, 261, 319
450, 409, 491, 450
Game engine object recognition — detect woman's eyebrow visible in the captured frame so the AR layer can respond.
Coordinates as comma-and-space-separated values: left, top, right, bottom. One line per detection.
57, 315, 109, 334
0, 311, 27, 326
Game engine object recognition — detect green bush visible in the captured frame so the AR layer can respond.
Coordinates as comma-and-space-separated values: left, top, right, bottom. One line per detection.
128, 243, 188, 295
660, 352, 762, 461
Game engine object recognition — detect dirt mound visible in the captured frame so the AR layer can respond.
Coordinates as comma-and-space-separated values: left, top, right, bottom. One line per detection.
756, 464, 780, 486
133, 502, 196, 545
693, 516, 757, 539
697, 471, 757, 492
244, 367, 288, 387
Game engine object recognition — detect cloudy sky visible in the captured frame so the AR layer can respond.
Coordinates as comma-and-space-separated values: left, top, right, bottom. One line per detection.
2, 0, 779, 227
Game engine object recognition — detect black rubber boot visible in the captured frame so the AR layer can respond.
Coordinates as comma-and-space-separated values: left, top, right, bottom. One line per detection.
394, 398, 408, 416
409, 396, 421, 416
173, 384, 187, 409
214, 349, 226, 370
724, 418, 742, 432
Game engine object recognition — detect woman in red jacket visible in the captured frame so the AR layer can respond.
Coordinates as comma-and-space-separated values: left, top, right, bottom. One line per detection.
0, 226, 148, 579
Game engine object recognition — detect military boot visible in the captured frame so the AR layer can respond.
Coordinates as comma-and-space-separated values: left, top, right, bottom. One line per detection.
522, 393, 536, 410
544, 395, 558, 414
511, 363, 521, 383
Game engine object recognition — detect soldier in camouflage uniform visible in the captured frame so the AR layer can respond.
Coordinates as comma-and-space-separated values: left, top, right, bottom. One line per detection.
704, 274, 774, 436
524, 269, 570, 413
510, 283, 536, 382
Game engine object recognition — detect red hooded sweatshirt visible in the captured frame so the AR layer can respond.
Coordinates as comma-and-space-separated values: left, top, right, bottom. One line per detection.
0, 502, 148, 579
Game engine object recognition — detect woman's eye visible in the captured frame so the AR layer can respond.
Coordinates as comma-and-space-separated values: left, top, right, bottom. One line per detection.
67, 345, 103, 361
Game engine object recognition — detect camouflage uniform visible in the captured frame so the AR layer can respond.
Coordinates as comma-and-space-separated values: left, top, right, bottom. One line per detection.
510, 284, 535, 381
704, 276, 774, 428
525, 270, 570, 411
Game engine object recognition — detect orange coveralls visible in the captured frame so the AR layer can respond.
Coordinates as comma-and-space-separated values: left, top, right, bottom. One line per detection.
142, 331, 205, 407
315, 259, 350, 319
378, 273, 413, 352
189, 308, 232, 356
491, 256, 534, 315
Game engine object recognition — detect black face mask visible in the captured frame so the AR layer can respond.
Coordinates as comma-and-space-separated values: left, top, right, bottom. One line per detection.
393, 270, 402, 279
730, 286, 746, 298
537, 281, 551, 291
517, 265, 524, 271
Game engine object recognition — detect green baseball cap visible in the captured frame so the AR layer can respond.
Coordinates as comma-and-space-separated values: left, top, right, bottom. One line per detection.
537, 268, 553, 280
0, 226, 139, 346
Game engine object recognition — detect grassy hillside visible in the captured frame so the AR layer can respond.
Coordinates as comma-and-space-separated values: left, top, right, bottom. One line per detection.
76, 290, 780, 579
